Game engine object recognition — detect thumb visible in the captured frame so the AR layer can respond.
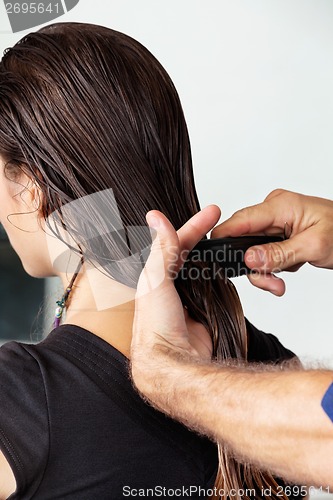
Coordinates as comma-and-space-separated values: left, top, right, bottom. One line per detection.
133, 211, 190, 357
245, 230, 315, 272
138, 206, 222, 295
136, 211, 180, 297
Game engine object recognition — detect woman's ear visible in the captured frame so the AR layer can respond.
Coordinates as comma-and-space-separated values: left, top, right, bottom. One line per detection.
14, 171, 43, 214
5, 168, 45, 234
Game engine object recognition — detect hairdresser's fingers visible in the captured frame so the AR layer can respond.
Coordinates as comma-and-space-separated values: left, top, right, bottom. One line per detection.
137, 211, 180, 294
134, 207, 218, 350
211, 202, 283, 239
244, 226, 323, 273
139, 206, 220, 289
138, 206, 221, 295
212, 190, 333, 269
132, 211, 210, 397
211, 189, 304, 238
177, 205, 221, 266
133, 210, 197, 358
247, 272, 286, 296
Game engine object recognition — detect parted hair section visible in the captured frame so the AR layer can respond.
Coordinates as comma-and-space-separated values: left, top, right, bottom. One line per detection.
0, 23, 287, 499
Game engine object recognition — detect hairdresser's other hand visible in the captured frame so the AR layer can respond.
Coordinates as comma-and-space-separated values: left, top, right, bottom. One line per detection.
131, 205, 221, 396
211, 189, 333, 296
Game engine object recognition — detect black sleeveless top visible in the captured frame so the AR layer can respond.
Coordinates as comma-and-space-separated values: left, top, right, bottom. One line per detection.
0, 321, 297, 499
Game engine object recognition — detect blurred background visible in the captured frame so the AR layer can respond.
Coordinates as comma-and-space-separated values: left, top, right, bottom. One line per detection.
0, 1, 332, 496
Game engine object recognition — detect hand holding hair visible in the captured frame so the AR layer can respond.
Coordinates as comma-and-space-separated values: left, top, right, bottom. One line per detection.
131, 205, 221, 395
131, 206, 333, 489
211, 189, 333, 296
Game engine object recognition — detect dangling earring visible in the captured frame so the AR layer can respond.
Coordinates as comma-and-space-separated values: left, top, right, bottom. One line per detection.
54, 255, 84, 328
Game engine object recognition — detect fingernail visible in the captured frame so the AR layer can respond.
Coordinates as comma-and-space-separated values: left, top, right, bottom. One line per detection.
147, 213, 160, 229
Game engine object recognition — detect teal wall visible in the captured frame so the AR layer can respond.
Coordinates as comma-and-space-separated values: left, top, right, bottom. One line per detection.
0, 225, 45, 343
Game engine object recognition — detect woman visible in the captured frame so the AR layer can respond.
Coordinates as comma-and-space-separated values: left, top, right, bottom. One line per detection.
0, 23, 300, 499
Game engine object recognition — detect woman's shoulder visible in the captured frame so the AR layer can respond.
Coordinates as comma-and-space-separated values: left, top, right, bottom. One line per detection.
0, 339, 48, 419
0, 340, 43, 378
0, 340, 49, 498
245, 318, 297, 363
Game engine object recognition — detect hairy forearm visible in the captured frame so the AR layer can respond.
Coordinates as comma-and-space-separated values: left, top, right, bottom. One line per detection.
133, 351, 333, 488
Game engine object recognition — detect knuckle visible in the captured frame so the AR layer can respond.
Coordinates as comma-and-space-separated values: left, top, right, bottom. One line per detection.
265, 188, 286, 200
266, 189, 299, 208
289, 191, 302, 205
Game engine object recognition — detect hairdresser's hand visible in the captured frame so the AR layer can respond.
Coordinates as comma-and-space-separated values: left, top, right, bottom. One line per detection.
131, 205, 221, 395
212, 189, 333, 296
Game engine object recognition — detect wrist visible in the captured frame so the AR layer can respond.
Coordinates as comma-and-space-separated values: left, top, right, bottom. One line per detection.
130, 344, 205, 410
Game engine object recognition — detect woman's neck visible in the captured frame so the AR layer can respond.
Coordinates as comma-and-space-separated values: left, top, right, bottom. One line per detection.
59, 265, 136, 359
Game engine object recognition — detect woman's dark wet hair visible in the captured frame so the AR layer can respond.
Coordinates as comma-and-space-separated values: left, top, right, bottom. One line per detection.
0, 22, 287, 498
